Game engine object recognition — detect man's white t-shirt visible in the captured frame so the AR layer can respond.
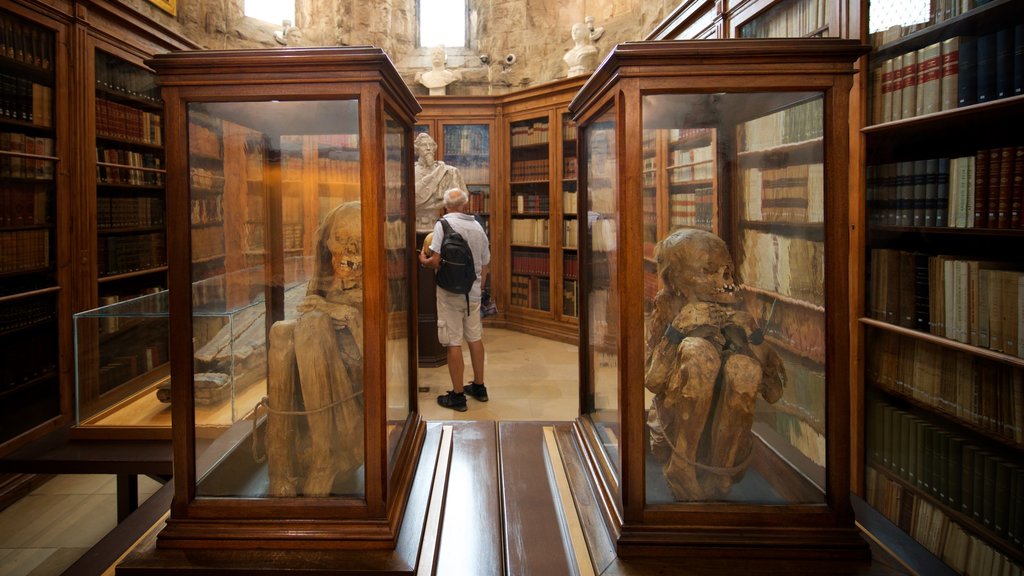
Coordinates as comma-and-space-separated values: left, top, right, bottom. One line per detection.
428, 212, 490, 301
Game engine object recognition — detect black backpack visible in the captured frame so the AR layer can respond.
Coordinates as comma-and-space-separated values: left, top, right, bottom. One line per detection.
436, 218, 476, 314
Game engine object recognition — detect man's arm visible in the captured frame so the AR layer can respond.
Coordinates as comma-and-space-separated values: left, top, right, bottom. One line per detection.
419, 249, 441, 269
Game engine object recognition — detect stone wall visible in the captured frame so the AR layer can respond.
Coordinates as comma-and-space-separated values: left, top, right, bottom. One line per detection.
122, 0, 683, 94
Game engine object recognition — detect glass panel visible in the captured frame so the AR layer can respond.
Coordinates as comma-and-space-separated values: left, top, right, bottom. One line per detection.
642, 93, 825, 505
188, 100, 364, 499
583, 108, 619, 473
509, 116, 551, 312
738, 0, 831, 38
562, 113, 579, 318
0, 9, 60, 444
385, 113, 410, 473
443, 123, 491, 295
74, 291, 169, 426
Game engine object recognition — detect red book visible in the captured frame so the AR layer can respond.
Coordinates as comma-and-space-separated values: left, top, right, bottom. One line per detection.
986, 148, 1002, 227
973, 148, 989, 228
996, 147, 1013, 228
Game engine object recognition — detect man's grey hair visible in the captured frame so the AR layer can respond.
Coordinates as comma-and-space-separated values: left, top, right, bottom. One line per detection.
443, 188, 469, 210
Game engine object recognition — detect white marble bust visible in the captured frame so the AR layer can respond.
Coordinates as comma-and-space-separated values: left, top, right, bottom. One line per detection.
564, 19, 602, 78
416, 45, 462, 96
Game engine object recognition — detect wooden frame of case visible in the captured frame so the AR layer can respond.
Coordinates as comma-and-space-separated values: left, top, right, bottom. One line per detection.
148, 47, 425, 551
568, 38, 870, 557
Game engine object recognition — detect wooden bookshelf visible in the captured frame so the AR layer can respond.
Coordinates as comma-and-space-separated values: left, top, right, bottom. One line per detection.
861, 0, 1024, 572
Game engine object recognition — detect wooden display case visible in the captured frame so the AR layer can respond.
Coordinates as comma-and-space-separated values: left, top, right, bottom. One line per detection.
132, 47, 425, 557
860, 0, 1024, 572
568, 38, 868, 558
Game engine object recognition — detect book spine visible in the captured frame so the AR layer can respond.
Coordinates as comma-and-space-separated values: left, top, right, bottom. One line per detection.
974, 149, 989, 228
941, 37, 960, 111
901, 50, 919, 119
917, 43, 942, 116
976, 32, 997, 104
958, 36, 978, 107
996, 27, 1015, 99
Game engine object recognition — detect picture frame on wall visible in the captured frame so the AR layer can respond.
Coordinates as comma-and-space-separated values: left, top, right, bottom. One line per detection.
147, 0, 176, 16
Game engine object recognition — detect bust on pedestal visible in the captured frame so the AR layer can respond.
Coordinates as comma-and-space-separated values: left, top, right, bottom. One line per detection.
416, 45, 461, 96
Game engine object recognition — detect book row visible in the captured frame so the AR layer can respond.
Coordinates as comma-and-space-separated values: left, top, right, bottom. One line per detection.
510, 158, 550, 182
563, 189, 577, 214
866, 465, 1021, 575
668, 186, 716, 229
0, 184, 48, 227
98, 232, 164, 276
0, 11, 52, 71
0, 73, 51, 127
510, 217, 549, 246
468, 189, 490, 213
510, 273, 550, 311
563, 253, 578, 280
867, 399, 1024, 551
870, 0, 996, 46
0, 228, 48, 273
0, 293, 53, 334
512, 192, 549, 214
867, 146, 1024, 229
869, 249, 1023, 358
96, 146, 164, 186
98, 196, 163, 229
510, 120, 550, 147
443, 160, 488, 185
96, 99, 162, 146
742, 163, 823, 223
867, 329, 1023, 444
875, 27, 1024, 124
443, 125, 489, 156
668, 144, 714, 173
563, 279, 578, 317
95, 51, 160, 103
563, 156, 578, 180
510, 250, 550, 277
737, 0, 825, 39
98, 341, 167, 395
737, 97, 822, 153
563, 219, 578, 249
189, 167, 224, 194
0, 131, 54, 180
738, 229, 824, 306
190, 195, 223, 227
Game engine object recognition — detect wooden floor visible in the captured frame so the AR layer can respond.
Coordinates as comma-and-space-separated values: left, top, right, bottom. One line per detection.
111, 420, 921, 575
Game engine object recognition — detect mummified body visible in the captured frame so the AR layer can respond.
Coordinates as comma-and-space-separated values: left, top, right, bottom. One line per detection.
266, 202, 364, 497
645, 228, 785, 501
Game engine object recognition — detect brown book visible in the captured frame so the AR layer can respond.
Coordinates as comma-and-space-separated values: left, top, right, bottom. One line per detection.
974, 148, 989, 227
986, 148, 1002, 227
996, 147, 1014, 228
1013, 146, 1023, 229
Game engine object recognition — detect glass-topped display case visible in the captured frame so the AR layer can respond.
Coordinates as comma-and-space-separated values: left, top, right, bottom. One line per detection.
568, 39, 869, 557
144, 47, 422, 552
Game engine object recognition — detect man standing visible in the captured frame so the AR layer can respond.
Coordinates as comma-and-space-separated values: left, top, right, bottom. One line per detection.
419, 188, 490, 412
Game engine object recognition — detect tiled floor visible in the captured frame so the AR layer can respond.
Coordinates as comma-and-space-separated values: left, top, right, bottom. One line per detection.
0, 474, 163, 576
0, 328, 577, 576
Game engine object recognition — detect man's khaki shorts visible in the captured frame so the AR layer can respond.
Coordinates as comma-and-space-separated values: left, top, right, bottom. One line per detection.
436, 290, 482, 346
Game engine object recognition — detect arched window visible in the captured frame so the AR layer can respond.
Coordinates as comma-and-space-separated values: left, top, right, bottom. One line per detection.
419, 0, 467, 48
245, 0, 295, 27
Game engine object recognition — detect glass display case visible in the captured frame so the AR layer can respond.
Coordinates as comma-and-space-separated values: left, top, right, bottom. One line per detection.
568, 38, 868, 557
145, 47, 422, 552
72, 276, 310, 440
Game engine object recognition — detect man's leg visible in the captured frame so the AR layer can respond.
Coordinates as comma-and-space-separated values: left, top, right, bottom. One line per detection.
447, 345, 465, 393
467, 339, 485, 385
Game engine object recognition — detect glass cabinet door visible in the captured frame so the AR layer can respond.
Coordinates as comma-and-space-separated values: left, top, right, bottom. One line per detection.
641, 92, 825, 505
582, 107, 619, 473
0, 7, 61, 445
509, 115, 552, 312
186, 99, 366, 499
